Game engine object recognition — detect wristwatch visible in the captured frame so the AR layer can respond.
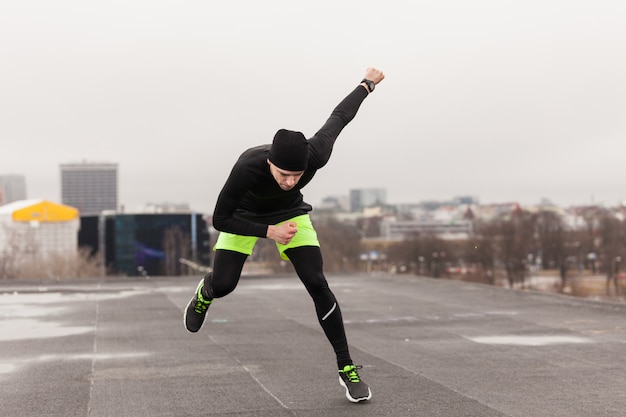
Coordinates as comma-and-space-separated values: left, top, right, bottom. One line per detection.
361, 78, 375, 93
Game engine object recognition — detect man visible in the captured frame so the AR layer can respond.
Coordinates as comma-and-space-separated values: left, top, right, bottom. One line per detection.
184, 67, 385, 403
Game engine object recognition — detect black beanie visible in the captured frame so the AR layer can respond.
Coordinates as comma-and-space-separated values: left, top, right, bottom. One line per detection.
268, 129, 309, 171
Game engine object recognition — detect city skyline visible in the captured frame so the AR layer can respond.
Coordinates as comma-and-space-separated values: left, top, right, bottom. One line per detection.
2, 1, 625, 214
2, 162, 621, 216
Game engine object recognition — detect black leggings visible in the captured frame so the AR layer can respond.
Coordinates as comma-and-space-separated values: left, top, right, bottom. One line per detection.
203, 246, 352, 369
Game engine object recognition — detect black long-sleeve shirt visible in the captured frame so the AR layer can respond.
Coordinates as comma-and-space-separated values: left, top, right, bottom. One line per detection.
212, 85, 369, 237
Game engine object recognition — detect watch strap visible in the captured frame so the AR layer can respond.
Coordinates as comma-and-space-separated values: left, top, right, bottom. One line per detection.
361, 78, 375, 93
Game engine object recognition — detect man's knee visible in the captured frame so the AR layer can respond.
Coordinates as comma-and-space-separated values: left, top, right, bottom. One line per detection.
202, 272, 237, 299
299, 269, 330, 293
210, 275, 239, 298
212, 283, 237, 298
209, 250, 247, 298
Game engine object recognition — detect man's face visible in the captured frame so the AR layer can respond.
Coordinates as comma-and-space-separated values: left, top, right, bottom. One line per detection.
267, 160, 304, 191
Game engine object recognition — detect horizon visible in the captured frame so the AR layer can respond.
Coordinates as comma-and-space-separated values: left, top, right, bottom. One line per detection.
2, 170, 620, 215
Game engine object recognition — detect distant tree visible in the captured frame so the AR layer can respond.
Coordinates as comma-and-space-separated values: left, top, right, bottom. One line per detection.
0, 226, 38, 279
596, 213, 626, 294
397, 232, 450, 278
316, 218, 362, 272
163, 226, 191, 276
357, 216, 384, 238
497, 207, 536, 288
581, 207, 602, 272
466, 221, 498, 284
0, 234, 20, 279
534, 210, 565, 271
384, 238, 414, 271
18, 248, 103, 279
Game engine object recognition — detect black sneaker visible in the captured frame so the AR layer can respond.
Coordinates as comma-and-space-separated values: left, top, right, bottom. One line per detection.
338, 365, 372, 403
184, 279, 212, 332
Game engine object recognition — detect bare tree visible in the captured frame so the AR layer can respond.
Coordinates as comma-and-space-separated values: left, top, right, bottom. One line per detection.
18, 248, 103, 280
534, 210, 565, 270
316, 218, 362, 272
0, 226, 39, 279
0, 242, 19, 279
163, 226, 191, 276
466, 220, 498, 284
596, 213, 626, 295
496, 208, 537, 289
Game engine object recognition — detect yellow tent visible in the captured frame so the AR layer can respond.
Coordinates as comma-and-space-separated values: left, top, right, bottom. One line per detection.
4, 200, 79, 223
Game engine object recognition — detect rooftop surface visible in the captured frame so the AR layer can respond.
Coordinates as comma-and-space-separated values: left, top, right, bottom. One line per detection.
1, 273, 625, 416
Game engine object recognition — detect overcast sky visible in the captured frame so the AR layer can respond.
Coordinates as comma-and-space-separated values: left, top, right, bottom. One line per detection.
1, 0, 625, 214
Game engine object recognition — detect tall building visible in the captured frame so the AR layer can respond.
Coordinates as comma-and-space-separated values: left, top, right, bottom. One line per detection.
349, 188, 387, 212
0, 175, 27, 205
60, 162, 118, 216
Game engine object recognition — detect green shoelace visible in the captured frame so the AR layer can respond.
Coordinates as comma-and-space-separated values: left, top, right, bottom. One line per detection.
340, 365, 362, 383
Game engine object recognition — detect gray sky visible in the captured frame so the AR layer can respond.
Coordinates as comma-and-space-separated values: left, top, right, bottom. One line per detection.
2, 0, 625, 214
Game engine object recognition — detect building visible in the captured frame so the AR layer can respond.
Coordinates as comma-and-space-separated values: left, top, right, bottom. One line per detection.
317, 195, 350, 212
379, 217, 473, 241
60, 162, 118, 216
143, 202, 192, 213
79, 213, 211, 276
0, 199, 80, 261
0, 175, 27, 205
350, 188, 387, 212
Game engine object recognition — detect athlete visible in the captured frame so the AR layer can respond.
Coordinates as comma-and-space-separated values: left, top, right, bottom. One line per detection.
184, 67, 385, 403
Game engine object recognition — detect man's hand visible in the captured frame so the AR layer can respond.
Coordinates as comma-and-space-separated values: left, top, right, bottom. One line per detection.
363, 67, 385, 86
267, 222, 298, 245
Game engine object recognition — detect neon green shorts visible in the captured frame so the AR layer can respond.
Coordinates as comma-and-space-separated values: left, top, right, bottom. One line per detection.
214, 214, 320, 260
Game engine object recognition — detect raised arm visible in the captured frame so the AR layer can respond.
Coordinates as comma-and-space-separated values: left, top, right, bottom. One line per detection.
307, 68, 385, 169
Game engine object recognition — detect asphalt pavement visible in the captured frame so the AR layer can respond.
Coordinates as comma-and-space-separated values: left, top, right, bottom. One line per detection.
1, 273, 625, 417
